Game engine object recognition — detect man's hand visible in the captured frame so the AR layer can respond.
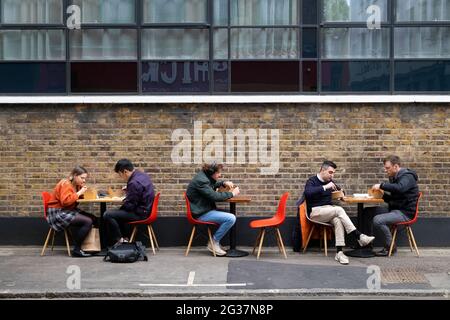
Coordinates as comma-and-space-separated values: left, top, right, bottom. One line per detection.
232, 187, 240, 197
324, 182, 337, 191
223, 181, 234, 189
372, 184, 381, 191
77, 186, 88, 196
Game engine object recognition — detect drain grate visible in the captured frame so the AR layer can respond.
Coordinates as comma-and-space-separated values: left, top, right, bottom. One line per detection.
382, 268, 428, 284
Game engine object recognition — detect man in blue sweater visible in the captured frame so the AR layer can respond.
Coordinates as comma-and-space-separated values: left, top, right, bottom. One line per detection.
304, 160, 374, 265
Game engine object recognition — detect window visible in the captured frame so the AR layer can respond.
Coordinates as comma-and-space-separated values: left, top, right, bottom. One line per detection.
322, 28, 389, 59
0, 30, 65, 60
395, 61, 450, 91
1, 0, 62, 24
143, 0, 208, 24
396, 0, 450, 22
72, 0, 136, 24
323, 0, 388, 22
142, 29, 209, 60
230, 0, 298, 26
70, 29, 137, 60
394, 27, 450, 58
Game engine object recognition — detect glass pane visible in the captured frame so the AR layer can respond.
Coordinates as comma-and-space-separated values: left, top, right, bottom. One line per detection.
0, 30, 65, 60
231, 0, 298, 25
142, 61, 209, 92
303, 0, 318, 24
142, 29, 209, 60
321, 61, 390, 92
231, 61, 299, 92
70, 29, 137, 60
213, 61, 228, 92
322, 28, 389, 58
0, 63, 65, 93
323, 0, 388, 22
143, 0, 207, 23
214, 29, 228, 59
72, 0, 135, 24
302, 28, 317, 58
71, 62, 137, 92
303, 61, 317, 92
396, 0, 450, 21
395, 61, 450, 91
1, 0, 62, 24
394, 27, 450, 58
230, 28, 298, 59
214, 0, 228, 25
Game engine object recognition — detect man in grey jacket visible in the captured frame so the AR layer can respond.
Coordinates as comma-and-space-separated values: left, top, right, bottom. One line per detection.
366, 155, 419, 256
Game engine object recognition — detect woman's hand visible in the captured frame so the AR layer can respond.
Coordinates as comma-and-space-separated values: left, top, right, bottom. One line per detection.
77, 186, 88, 197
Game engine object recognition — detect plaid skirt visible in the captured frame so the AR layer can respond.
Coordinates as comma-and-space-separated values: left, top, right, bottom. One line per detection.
46, 207, 78, 232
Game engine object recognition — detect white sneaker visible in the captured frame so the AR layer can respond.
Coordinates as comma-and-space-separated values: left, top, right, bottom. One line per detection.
207, 240, 227, 256
335, 251, 349, 265
358, 234, 375, 247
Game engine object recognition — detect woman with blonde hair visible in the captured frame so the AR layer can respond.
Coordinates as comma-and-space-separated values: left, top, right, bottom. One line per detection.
47, 166, 97, 257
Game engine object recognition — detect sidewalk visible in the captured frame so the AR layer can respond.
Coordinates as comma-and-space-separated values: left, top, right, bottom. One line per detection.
1, 246, 450, 299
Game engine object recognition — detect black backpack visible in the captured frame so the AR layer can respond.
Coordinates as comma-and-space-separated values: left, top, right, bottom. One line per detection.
103, 241, 148, 263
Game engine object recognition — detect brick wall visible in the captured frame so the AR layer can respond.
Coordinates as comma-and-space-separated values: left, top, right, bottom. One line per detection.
0, 103, 449, 218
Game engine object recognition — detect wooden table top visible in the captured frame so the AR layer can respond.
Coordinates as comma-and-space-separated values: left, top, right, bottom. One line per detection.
77, 197, 125, 203
341, 197, 384, 204
223, 196, 252, 203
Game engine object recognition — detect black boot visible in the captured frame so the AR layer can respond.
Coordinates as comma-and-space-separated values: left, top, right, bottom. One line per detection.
72, 248, 92, 257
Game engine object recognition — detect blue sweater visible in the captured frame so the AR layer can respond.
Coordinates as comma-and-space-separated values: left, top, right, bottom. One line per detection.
304, 175, 340, 215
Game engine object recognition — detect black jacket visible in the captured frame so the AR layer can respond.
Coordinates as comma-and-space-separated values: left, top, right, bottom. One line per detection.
121, 170, 155, 218
381, 168, 419, 219
186, 170, 233, 218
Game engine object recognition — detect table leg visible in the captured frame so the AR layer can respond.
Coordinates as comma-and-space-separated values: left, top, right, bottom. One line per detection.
225, 202, 249, 258
345, 203, 375, 258
99, 202, 107, 250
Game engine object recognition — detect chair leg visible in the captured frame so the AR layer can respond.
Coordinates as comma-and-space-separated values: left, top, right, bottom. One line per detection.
323, 227, 328, 257
207, 227, 216, 257
303, 225, 315, 253
147, 226, 156, 255
51, 230, 56, 251
185, 226, 196, 256
406, 227, 414, 252
256, 228, 266, 260
64, 230, 71, 257
388, 227, 398, 257
276, 227, 287, 259
408, 227, 420, 257
40, 228, 53, 256
130, 227, 137, 242
252, 229, 263, 255
275, 229, 283, 253
149, 225, 159, 250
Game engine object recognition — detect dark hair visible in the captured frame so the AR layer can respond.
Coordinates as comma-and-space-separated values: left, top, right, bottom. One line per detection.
202, 162, 224, 176
383, 155, 401, 166
114, 159, 134, 173
321, 160, 337, 171
69, 166, 88, 181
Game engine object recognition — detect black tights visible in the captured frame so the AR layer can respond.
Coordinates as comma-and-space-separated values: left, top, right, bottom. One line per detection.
69, 212, 97, 250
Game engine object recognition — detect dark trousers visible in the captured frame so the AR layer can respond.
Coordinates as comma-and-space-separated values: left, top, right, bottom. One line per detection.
69, 210, 98, 250
103, 209, 144, 245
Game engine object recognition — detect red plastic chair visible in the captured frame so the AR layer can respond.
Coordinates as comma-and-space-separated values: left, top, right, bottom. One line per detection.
183, 192, 218, 257
249, 192, 289, 260
389, 192, 422, 257
40, 191, 71, 257
128, 192, 161, 255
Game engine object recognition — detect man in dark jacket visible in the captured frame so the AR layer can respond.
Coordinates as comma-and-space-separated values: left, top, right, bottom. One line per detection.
104, 159, 155, 246
186, 161, 240, 256
367, 155, 419, 256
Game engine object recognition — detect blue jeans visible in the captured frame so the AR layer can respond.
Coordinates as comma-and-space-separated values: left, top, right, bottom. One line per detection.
197, 210, 236, 242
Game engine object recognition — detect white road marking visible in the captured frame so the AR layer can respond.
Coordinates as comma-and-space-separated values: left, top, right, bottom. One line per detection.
139, 270, 247, 287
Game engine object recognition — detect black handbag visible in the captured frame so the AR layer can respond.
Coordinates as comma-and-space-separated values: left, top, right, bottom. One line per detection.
103, 241, 148, 263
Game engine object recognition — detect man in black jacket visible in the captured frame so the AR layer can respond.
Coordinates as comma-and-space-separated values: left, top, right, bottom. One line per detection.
304, 160, 374, 265
186, 162, 240, 256
367, 155, 419, 256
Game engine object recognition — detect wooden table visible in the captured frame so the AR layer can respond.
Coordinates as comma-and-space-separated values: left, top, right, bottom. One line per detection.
77, 197, 125, 248
341, 196, 385, 258
221, 196, 252, 257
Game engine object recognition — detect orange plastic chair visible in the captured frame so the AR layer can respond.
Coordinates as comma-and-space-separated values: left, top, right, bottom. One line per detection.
389, 192, 422, 257
40, 191, 71, 257
183, 192, 219, 257
249, 192, 289, 260
300, 201, 333, 257
128, 192, 161, 255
